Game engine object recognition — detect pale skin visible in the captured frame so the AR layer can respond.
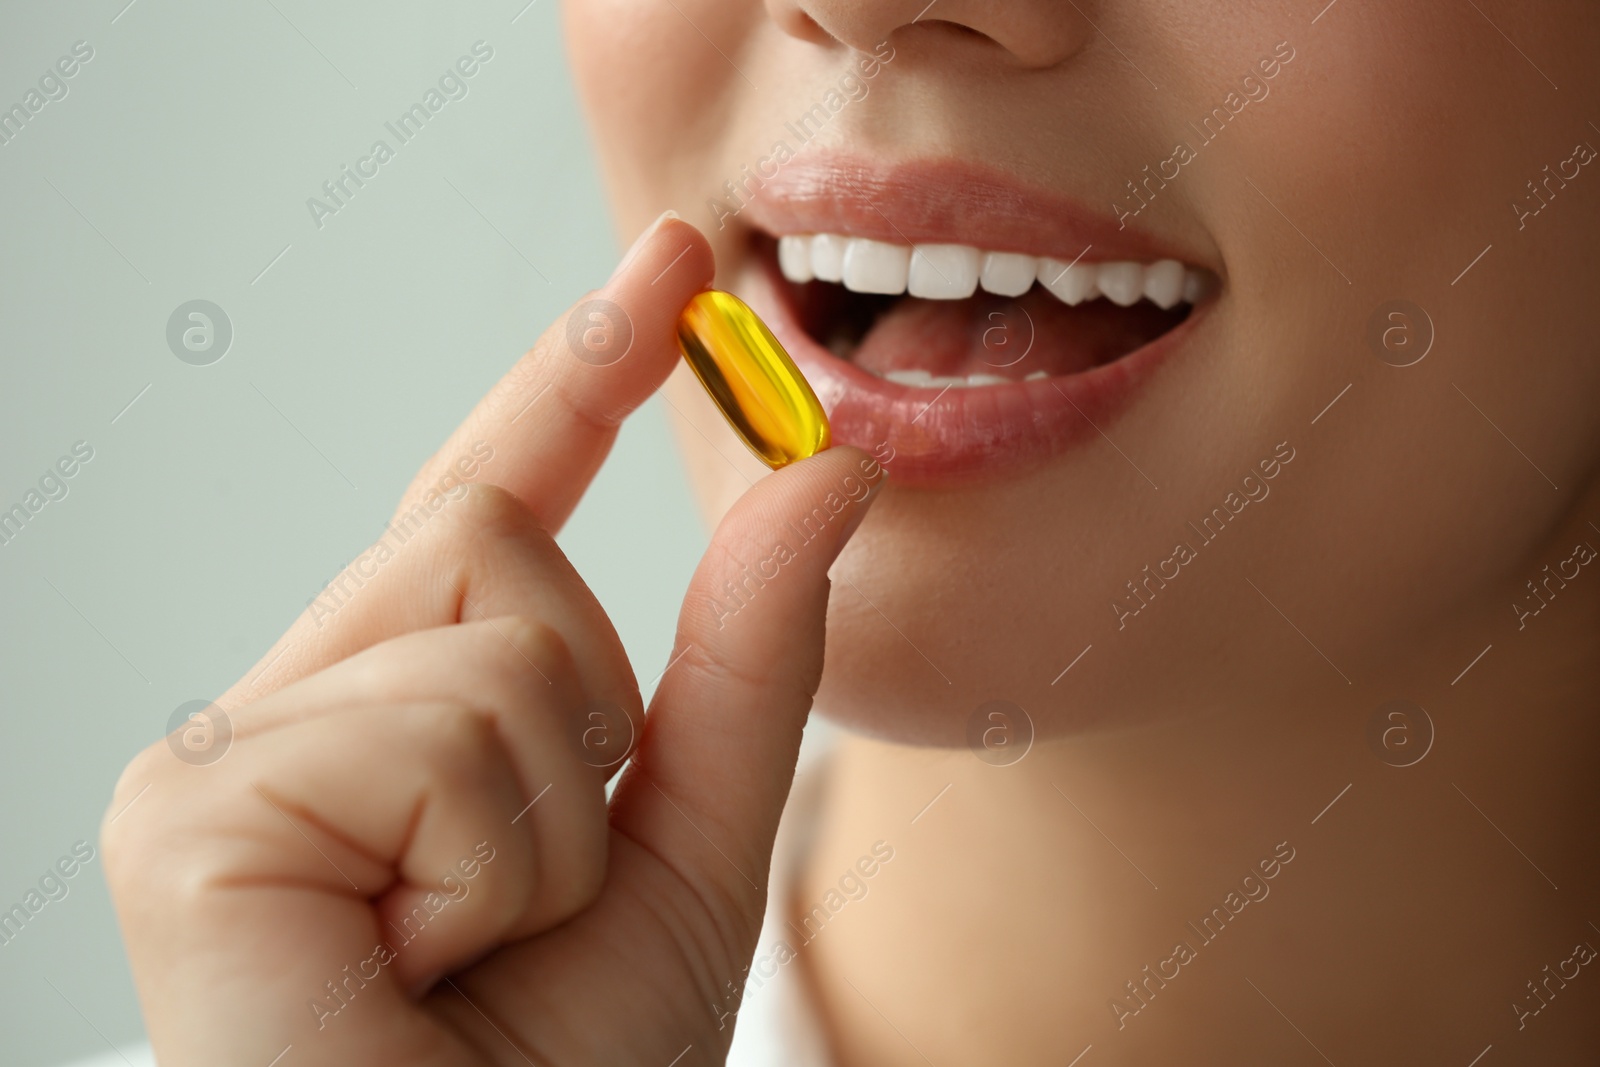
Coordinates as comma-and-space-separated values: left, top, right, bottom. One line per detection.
110, 1, 1600, 1065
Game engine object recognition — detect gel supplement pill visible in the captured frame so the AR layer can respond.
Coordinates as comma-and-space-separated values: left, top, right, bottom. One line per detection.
676, 289, 831, 469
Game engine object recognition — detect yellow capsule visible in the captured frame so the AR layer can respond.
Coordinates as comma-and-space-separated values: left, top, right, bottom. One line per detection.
676, 289, 831, 469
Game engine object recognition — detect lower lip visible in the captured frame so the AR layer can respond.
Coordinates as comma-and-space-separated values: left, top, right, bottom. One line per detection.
735, 256, 1210, 490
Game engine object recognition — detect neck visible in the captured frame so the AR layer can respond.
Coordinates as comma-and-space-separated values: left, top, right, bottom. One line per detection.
799, 550, 1600, 1064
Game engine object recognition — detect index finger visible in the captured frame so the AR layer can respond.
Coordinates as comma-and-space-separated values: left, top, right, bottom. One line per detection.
403, 212, 713, 533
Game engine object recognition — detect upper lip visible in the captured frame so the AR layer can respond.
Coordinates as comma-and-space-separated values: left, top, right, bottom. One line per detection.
733, 155, 1216, 269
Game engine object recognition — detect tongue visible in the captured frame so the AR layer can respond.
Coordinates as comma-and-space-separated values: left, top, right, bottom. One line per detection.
846, 288, 1186, 379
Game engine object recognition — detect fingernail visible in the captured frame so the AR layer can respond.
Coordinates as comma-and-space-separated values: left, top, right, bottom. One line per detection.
609, 209, 681, 286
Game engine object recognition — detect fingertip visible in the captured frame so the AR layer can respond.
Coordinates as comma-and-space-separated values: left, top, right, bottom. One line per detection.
787, 443, 889, 506
814, 443, 888, 489
605, 211, 714, 304
551, 214, 711, 420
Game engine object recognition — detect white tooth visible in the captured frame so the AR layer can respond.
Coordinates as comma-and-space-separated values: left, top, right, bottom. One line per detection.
1025, 370, 1048, 380
778, 235, 814, 283
1182, 269, 1209, 304
842, 238, 911, 295
1096, 261, 1146, 307
811, 233, 847, 283
908, 244, 980, 299
884, 368, 934, 387
929, 375, 966, 388
965, 373, 1009, 386
979, 252, 1037, 297
1143, 259, 1184, 310
1038, 258, 1100, 305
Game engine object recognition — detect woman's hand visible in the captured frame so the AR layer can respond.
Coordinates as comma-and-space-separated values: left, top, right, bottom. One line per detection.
102, 216, 883, 1066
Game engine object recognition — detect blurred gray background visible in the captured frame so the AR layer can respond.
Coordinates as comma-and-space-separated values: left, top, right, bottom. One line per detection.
0, 2, 710, 1062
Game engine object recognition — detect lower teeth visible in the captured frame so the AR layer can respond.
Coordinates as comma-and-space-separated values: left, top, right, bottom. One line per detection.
880, 368, 1050, 388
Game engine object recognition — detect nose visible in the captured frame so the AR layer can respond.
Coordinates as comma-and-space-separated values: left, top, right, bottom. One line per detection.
766, 0, 1093, 69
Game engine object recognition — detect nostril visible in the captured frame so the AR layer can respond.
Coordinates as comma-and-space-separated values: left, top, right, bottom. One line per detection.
912, 19, 998, 46
794, 11, 831, 42
764, 0, 838, 47
769, 0, 1093, 70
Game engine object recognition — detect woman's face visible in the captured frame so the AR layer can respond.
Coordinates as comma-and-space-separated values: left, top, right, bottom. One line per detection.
565, 0, 1600, 744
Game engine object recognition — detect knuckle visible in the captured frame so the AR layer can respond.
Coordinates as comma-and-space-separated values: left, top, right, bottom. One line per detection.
446, 481, 531, 535
99, 744, 170, 870
100, 746, 227, 897
404, 703, 503, 789
552, 381, 617, 435
402, 481, 555, 564
110, 741, 167, 800
492, 612, 562, 660
442, 483, 556, 560
476, 615, 577, 691
676, 639, 810, 709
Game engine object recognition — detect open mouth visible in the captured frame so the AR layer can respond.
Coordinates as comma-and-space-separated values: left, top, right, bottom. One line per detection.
772, 232, 1207, 388
726, 157, 1220, 488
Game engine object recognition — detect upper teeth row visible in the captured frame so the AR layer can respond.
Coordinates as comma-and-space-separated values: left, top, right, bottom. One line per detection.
777, 233, 1207, 309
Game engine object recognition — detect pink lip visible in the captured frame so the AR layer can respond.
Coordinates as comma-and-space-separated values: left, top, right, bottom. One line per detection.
735, 157, 1211, 265
728, 157, 1216, 489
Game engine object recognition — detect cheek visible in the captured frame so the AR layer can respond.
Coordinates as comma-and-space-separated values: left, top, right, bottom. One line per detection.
1258, 16, 1600, 568
564, 0, 754, 229
564, 1, 681, 170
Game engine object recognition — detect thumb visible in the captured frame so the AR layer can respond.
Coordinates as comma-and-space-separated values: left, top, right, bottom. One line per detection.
608, 444, 885, 911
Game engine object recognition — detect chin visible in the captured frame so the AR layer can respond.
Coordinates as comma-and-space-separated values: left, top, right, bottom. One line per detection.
801, 500, 1164, 749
